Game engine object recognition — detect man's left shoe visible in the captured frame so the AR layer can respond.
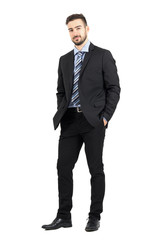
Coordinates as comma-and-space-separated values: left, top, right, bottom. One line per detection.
85, 218, 100, 232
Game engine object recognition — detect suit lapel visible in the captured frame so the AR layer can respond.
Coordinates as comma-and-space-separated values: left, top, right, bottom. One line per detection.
66, 50, 74, 97
80, 42, 94, 76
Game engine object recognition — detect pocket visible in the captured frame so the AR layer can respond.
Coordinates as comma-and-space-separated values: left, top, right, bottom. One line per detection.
94, 100, 105, 108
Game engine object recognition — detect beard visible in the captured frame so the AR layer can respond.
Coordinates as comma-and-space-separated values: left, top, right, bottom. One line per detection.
72, 34, 87, 46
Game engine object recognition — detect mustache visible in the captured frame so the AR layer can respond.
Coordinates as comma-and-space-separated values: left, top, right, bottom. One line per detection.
73, 36, 81, 39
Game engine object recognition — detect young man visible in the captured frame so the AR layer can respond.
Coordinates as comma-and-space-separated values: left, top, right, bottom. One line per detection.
42, 14, 120, 232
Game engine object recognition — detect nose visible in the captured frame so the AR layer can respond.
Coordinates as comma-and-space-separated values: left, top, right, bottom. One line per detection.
73, 29, 79, 36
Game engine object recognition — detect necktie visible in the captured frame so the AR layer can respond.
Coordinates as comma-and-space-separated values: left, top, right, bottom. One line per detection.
71, 51, 83, 106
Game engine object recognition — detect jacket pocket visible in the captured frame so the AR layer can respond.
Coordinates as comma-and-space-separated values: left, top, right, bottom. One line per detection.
94, 100, 105, 107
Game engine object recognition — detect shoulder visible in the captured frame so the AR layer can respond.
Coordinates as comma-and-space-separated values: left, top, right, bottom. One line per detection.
90, 42, 109, 52
91, 44, 116, 66
90, 43, 112, 58
94, 45, 112, 56
60, 50, 73, 61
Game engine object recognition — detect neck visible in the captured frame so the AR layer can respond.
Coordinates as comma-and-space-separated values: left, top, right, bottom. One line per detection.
75, 38, 88, 51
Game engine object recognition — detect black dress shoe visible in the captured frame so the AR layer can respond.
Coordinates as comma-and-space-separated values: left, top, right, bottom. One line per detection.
85, 218, 100, 232
42, 217, 72, 230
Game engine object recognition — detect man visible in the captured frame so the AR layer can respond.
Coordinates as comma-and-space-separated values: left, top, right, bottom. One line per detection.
42, 14, 120, 232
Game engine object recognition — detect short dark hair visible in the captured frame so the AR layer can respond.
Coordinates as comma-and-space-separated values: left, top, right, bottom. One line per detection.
66, 13, 87, 26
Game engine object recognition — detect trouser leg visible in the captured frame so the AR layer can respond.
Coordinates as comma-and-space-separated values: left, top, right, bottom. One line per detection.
57, 134, 83, 219
82, 122, 106, 220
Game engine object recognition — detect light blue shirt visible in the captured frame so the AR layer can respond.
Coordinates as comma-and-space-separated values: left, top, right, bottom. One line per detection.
68, 40, 90, 108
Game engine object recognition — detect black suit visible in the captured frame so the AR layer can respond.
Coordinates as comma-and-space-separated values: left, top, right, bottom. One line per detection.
53, 43, 120, 129
53, 42, 120, 220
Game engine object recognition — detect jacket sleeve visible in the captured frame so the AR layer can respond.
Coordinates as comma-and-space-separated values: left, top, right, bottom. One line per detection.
56, 57, 65, 109
102, 50, 121, 122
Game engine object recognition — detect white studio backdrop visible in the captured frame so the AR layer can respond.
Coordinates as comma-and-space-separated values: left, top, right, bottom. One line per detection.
0, 0, 160, 239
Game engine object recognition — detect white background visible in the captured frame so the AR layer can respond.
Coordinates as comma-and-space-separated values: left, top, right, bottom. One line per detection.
0, 0, 160, 239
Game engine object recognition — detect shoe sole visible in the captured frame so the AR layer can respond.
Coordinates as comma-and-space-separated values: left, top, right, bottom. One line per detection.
45, 224, 72, 230
85, 227, 99, 232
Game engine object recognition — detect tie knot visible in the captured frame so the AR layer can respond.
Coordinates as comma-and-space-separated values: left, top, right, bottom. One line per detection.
77, 51, 83, 57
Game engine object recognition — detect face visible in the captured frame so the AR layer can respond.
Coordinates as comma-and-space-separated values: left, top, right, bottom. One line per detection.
67, 19, 89, 46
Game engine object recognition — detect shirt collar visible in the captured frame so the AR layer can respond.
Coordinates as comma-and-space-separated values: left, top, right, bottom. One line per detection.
74, 40, 90, 55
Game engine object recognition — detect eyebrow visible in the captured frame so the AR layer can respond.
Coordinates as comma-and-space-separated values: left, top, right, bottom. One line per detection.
68, 25, 82, 31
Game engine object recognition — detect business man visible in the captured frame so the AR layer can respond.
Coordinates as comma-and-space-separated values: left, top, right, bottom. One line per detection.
42, 14, 120, 232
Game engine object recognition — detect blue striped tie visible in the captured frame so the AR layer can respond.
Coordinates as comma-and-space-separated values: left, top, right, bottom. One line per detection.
71, 51, 83, 106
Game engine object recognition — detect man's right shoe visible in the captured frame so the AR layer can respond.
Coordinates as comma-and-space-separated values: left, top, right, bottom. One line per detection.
42, 217, 72, 230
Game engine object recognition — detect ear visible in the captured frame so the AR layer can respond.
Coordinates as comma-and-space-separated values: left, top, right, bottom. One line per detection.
86, 25, 89, 33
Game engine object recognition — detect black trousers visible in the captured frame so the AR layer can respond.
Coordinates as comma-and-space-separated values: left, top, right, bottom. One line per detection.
56, 108, 106, 220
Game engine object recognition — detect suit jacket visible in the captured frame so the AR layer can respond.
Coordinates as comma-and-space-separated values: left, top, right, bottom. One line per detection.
53, 42, 120, 130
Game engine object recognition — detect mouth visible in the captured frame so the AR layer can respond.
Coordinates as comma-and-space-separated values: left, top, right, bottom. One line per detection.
74, 36, 80, 40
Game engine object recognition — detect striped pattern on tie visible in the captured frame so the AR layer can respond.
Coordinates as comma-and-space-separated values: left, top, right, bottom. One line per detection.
71, 51, 83, 106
